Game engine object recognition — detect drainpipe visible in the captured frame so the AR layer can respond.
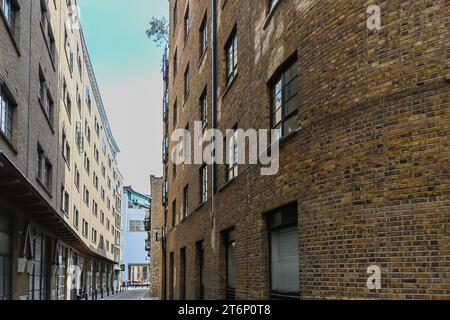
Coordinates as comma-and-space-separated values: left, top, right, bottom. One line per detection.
162, 227, 167, 300
211, 0, 218, 224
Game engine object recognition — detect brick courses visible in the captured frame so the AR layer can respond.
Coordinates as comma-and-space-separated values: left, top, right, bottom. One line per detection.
162, 0, 450, 300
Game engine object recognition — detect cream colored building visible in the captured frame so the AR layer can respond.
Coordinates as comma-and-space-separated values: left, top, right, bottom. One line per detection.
0, 0, 123, 300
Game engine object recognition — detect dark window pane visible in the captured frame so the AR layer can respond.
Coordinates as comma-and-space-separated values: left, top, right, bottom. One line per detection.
283, 114, 298, 136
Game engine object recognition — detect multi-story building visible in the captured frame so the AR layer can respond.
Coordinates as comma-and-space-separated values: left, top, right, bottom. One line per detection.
161, 0, 450, 300
148, 175, 164, 298
0, 0, 123, 300
122, 186, 151, 286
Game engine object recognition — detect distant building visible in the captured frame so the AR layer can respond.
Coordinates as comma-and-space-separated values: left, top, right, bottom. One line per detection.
148, 176, 164, 298
122, 186, 151, 286
0, 1, 123, 300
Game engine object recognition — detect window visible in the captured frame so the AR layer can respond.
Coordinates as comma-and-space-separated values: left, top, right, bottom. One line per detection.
37, 144, 52, 191
84, 120, 91, 144
199, 14, 208, 59
82, 219, 88, 238
225, 29, 238, 85
92, 200, 98, 216
173, 100, 178, 126
200, 165, 207, 204
0, 84, 13, 141
180, 248, 186, 300
64, 28, 73, 71
267, 203, 299, 298
83, 186, 89, 205
226, 126, 239, 181
169, 252, 174, 300
54, 244, 66, 300
84, 154, 90, 175
200, 88, 207, 129
173, 49, 178, 77
91, 228, 97, 244
197, 241, 205, 299
76, 85, 81, 114
74, 166, 80, 190
94, 145, 99, 163
171, 200, 177, 228
78, 51, 82, 77
100, 211, 104, 224
38, 69, 54, 125
61, 186, 69, 215
172, 1, 177, 29
28, 232, 48, 300
99, 235, 104, 249
85, 86, 92, 113
129, 220, 145, 232
271, 58, 299, 140
63, 80, 71, 118
225, 229, 236, 300
183, 185, 189, 218
73, 206, 79, 229
183, 5, 189, 42
95, 117, 100, 136
93, 173, 98, 190
268, 0, 279, 13
1, 0, 17, 32
184, 66, 190, 100
40, 0, 56, 60
62, 131, 71, 165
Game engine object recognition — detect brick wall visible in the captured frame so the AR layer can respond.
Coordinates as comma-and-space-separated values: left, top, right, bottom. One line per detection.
164, 0, 450, 300
150, 176, 164, 298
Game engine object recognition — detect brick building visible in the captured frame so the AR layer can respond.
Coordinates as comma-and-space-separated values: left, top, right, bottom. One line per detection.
160, 0, 450, 300
148, 175, 164, 298
0, 0, 123, 300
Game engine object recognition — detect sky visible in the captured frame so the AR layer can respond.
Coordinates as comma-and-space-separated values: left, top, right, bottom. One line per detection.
78, 0, 168, 195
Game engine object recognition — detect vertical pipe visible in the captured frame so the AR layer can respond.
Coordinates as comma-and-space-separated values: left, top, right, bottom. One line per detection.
211, 0, 218, 228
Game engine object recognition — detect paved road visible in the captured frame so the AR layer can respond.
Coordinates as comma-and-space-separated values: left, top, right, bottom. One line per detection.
102, 289, 158, 300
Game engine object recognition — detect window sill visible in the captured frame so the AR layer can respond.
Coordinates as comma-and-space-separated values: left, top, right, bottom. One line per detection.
62, 156, 70, 170
198, 48, 208, 69
217, 175, 238, 193
0, 131, 18, 155
183, 93, 190, 107
0, 11, 20, 57
263, 1, 282, 30
36, 178, 53, 198
279, 126, 301, 147
269, 292, 299, 300
63, 102, 72, 123
222, 72, 239, 99
258, 127, 301, 161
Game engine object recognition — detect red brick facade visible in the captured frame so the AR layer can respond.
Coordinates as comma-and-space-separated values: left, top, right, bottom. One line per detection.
162, 0, 450, 300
